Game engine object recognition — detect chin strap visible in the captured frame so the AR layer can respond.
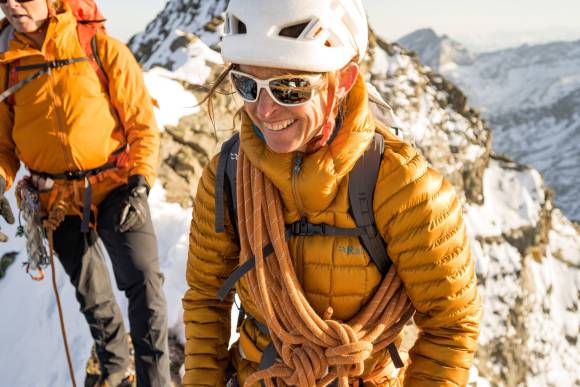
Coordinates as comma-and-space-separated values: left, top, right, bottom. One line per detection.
317, 76, 337, 148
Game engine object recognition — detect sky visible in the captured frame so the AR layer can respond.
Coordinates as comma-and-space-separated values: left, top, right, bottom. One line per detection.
101, 0, 580, 52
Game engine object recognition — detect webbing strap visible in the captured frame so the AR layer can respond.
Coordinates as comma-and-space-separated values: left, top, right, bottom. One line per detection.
259, 342, 278, 371
90, 34, 110, 92
81, 178, 92, 233
215, 133, 240, 233
1, 57, 89, 103
387, 342, 405, 368
1, 67, 47, 103
288, 217, 368, 237
348, 133, 390, 275
216, 228, 292, 301
15, 57, 89, 71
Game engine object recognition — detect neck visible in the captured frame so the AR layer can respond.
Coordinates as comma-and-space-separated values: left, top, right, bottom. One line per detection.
24, 19, 49, 49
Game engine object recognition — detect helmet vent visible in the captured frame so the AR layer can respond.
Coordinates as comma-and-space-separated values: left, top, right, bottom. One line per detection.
229, 15, 247, 34
279, 21, 311, 39
236, 19, 247, 34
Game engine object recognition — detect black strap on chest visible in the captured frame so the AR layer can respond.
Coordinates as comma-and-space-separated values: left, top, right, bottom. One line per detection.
214, 133, 391, 300
1, 57, 90, 104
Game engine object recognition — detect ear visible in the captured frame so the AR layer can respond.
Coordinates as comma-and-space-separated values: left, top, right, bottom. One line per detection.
335, 62, 359, 99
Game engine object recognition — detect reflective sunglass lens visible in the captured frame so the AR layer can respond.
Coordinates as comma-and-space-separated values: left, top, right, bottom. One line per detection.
270, 78, 313, 105
231, 72, 258, 101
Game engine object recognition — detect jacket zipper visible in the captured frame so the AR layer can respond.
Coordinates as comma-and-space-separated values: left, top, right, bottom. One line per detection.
292, 152, 305, 214
47, 65, 73, 171
292, 152, 305, 283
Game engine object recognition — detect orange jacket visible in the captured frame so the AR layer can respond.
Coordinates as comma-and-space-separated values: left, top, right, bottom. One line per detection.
183, 76, 481, 386
0, 9, 158, 205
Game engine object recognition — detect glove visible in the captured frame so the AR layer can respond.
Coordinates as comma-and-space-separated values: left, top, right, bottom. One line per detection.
118, 175, 150, 233
0, 176, 15, 243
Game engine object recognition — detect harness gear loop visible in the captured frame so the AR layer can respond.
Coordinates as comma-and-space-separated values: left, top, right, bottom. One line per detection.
236, 149, 415, 387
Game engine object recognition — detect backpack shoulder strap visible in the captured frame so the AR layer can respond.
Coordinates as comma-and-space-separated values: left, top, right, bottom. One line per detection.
77, 24, 108, 92
348, 133, 391, 275
215, 132, 240, 234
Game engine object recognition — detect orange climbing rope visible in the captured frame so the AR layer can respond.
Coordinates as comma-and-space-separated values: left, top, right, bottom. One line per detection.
44, 197, 77, 387
236, 150, 415, 387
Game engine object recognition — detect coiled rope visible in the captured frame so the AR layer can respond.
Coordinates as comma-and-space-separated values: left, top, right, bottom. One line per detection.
236, 150, 415, 387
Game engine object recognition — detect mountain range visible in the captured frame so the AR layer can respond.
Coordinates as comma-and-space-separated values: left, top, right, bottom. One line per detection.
399, 28, 580, 222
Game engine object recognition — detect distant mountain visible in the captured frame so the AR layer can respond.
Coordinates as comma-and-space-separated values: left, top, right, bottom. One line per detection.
398, 28, 476, 72
401, 30, 580, 222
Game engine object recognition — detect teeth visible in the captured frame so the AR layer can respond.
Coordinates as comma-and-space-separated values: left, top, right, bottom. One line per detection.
263, 119, 295, 131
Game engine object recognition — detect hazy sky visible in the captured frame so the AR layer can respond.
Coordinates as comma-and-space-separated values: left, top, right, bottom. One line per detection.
100, 0, 580, 51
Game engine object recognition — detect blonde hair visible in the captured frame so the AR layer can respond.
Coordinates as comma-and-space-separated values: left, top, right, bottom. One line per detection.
47, 0, 66, 15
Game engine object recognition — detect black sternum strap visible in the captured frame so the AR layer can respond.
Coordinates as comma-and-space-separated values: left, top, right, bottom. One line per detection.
215, 220, 370, 301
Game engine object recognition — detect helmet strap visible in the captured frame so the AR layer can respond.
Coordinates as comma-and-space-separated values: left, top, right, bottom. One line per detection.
317, 76, 337, 148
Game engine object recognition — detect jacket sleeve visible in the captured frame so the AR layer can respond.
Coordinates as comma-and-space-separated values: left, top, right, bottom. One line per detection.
183, 155, 240, 386
96, 34, 160, 187
374, 141, 482, 386
0, 67, 20, 189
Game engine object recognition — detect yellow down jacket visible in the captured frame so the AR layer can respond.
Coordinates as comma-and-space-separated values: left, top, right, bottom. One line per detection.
0, 8, 158, 205
184, 75, 481, 386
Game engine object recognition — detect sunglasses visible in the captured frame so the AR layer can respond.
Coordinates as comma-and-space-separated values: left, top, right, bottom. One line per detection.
0, 0, 36, 4
229, 70, 324, 106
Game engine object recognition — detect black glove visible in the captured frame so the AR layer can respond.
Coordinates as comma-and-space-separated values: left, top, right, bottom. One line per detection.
0, 176, 15, 243
118, 175, 150, 233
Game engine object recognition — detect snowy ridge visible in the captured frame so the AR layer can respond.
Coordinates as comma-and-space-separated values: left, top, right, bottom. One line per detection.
128, 0, 227, 71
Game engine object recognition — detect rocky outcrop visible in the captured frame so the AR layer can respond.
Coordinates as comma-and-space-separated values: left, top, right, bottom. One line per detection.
368, 31, 492, 205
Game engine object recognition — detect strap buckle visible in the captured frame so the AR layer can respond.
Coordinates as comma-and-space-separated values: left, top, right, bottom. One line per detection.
63, 170, 87, 180
290, 218, 324, 236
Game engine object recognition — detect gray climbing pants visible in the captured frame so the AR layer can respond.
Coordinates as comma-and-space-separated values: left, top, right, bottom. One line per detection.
52, 185, 170, 387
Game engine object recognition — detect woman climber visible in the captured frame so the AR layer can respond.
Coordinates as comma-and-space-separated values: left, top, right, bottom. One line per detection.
183, 0, 482, 386
0, 1, 170, 386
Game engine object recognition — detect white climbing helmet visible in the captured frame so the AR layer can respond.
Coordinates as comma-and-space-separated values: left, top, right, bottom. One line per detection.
221, 0, 368, 73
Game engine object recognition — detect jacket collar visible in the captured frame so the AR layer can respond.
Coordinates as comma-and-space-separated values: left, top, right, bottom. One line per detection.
239, 74, 376, 214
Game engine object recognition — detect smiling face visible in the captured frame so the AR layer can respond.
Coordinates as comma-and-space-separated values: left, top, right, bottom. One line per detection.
237, 65, 332, 154
1, 0, 49, 35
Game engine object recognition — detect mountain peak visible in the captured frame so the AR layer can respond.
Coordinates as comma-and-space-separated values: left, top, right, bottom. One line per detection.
399, 28, 440, 43
398, 28, 475, 72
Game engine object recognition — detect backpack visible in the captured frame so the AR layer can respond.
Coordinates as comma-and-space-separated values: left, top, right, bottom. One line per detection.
214, 131, 391, 297
0, 0, 109, 105
213, 99, 407, 371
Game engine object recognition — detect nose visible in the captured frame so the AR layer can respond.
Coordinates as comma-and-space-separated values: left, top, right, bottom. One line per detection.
255, 88, 281, 120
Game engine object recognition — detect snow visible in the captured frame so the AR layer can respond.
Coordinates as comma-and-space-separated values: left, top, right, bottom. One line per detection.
144, 67, 199, 131
465, 160, 545, 237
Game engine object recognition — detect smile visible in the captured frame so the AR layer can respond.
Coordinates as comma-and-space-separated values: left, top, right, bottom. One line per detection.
262, 119, 296, 132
